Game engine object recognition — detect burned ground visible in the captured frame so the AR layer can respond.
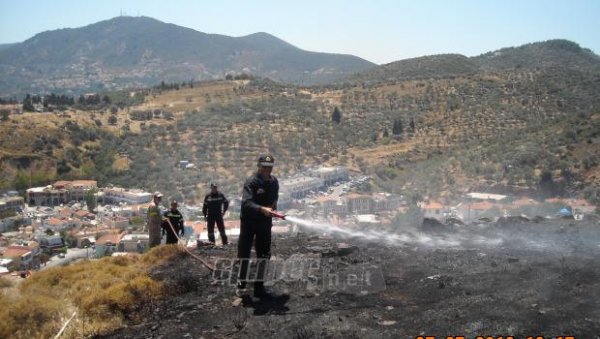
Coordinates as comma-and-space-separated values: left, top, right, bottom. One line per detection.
97, 217, 600, 339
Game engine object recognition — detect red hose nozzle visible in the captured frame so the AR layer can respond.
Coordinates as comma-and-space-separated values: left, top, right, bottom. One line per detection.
271, 211, 286, 220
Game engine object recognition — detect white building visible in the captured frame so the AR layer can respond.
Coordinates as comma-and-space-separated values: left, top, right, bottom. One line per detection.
0, 196, 24, 214
101, 187, 153, 205
26, 181, 97, 206
465, 192, 508, 202
26, 186, 68, 206
118, 233, 149, 253
310, 166, 349, 186
280, 176, 324, 199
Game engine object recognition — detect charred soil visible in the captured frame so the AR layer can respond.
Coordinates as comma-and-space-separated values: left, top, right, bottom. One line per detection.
97, 218, 600, 338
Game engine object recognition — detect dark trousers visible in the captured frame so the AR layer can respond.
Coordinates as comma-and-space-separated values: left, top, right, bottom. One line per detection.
207, 215, 228, 245
165, 229, 179, 244
237, 220, 272, 289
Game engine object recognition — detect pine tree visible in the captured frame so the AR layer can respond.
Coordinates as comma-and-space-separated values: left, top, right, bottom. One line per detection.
392, 118, 403, 135
409, 117, 416, 133
22, 94, 35, 112
332, 106, 342, 124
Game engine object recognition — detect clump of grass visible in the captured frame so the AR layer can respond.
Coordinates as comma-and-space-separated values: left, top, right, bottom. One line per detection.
142, 243, 185, 265
0, 277, 13, 289
0, 245, 180, 338
0, 293, 64, 339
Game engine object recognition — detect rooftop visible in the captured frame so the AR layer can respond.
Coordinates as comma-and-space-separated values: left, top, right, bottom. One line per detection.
466, 192, 508, 201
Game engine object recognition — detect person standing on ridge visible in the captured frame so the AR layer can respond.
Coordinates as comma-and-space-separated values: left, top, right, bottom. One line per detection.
203, 183, 229, 245
236, 154, 279, 298
147, 192, 164, 248
163, 200, 184, 244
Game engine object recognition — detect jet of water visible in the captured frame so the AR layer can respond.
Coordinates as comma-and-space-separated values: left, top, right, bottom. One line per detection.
284, 216, 502, 248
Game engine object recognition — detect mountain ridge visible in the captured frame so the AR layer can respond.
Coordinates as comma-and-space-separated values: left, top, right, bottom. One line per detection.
0, 16, 375, 96
341, 39, 600, 85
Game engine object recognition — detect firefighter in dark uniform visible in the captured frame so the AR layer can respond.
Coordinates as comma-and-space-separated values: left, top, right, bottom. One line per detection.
236, 154, 279, 298
162, 201, 184, 244
202, 183, 229, 245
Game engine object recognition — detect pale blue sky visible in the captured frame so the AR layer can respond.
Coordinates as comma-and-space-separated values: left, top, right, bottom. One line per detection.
0, 0, 598, 64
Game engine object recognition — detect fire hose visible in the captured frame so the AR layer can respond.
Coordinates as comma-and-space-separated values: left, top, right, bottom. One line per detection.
164, 218, 215, 271
162, 211, 286, 272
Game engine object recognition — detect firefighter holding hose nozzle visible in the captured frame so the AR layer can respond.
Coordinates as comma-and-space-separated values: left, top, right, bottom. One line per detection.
162, 200, 184, 244
236, 154, 281, 298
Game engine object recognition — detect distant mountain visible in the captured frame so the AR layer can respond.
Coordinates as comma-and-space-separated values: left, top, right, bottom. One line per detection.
0, 16, 375, 96
342, 39, 600, 84
344, 54, 480, 83
0, 43, 17, 51
475, 39, 600, 71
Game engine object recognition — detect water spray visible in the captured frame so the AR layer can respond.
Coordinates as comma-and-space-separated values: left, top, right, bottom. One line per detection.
279, 213, 504, 249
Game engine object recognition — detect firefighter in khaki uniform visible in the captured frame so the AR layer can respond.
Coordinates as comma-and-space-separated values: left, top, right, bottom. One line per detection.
147, 192, 164, 248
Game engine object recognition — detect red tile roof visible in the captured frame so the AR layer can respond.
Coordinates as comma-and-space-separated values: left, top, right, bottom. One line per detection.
96, 233, 123, 245
2, 246, 33, 258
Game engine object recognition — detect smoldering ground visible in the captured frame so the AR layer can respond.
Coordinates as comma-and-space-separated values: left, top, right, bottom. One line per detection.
98, 215, 600, 338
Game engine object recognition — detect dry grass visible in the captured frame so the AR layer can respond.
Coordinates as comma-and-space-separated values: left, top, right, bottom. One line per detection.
0, 277, 13, 288
349, 141, 415, 166
137, 80, 248, 113
0, 245, 181, 339
111, 155, 131, 171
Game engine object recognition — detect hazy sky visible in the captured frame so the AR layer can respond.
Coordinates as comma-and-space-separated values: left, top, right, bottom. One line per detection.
1, 0, 598, 64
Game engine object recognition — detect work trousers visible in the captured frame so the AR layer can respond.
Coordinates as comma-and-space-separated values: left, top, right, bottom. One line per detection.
148, 221, 162, 248
236, 220, 272, 289
207, 215, 228, 245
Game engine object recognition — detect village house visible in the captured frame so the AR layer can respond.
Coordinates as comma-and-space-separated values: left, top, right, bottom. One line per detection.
316, 196, 347, 216
419, 200, 446, 220
38, 235, 64, 252
280, 176, 324, 199
43, 217, 79, 230
456, 200, 499, 222
95, 233, 124, 257
26, 180, 98, 206
465, 192, 508, 202
1, 245, 40, 270
53, 180, 97, 201
354, 214, 379, 224
100, 187, 153, 205
0, 196, 24, 214
26, 186, 69, 206
372, 192, 404, 212
74, 233, 96, 248
73, 209, 95, 220
346, 193, 373, 214
309, 166, 349, 186
117, 233, 149, 253
104, 215, 129, 229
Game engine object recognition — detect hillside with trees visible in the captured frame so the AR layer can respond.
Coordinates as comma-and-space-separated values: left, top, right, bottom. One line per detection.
0, 16, 375, 96
1, 39, 599, 208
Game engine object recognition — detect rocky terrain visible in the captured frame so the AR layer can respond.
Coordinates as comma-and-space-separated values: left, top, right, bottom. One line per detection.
97, 216, 600, 338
